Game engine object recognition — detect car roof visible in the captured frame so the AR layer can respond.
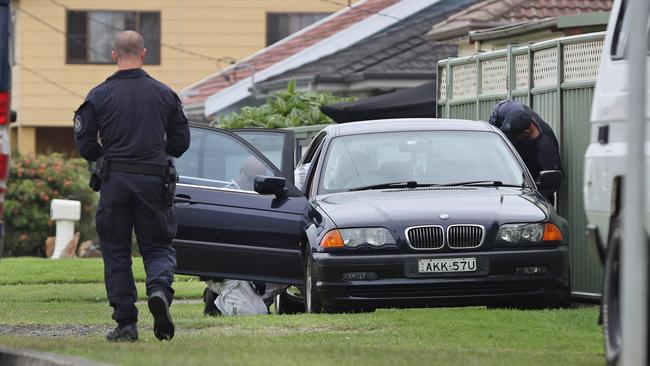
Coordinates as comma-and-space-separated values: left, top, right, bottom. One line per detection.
322, 118, 497, 137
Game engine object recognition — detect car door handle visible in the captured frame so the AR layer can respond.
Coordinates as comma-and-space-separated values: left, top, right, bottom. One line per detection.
174, 194, 195, 207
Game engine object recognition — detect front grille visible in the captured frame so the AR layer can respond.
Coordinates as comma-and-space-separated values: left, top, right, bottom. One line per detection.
406, 226, 444, 249
447, 225, 485, 249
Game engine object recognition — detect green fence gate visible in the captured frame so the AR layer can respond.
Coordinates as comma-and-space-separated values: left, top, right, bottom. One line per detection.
437, 32, 605, 297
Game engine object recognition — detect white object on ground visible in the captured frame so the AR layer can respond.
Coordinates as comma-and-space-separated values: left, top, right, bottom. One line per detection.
50, 199, 81, 259
208, 279, 268, 316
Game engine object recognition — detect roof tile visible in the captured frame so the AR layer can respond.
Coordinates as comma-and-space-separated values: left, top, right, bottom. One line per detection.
183, 0, 400, 107
426, 0, 612, 40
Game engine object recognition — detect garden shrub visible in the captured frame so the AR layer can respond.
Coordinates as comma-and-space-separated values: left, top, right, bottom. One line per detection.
4, 153, 98, 256
214, 79, 355, 129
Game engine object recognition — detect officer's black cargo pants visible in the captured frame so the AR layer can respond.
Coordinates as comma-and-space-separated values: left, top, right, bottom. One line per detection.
96, 172, 177, 326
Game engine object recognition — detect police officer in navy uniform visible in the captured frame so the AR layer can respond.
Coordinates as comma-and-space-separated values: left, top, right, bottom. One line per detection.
74, 31, 190, 342
489, 100, 561, 204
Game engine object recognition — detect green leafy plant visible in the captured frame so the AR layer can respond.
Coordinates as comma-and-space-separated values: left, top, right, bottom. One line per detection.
213, 79, 355, 129
4, 153, 98, 256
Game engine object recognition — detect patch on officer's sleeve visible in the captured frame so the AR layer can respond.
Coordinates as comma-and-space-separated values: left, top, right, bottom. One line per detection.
73, 113, 83, 132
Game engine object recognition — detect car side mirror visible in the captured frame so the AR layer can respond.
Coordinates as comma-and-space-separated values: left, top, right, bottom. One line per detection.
536, 170, 563, 192
254, 175, 287, 197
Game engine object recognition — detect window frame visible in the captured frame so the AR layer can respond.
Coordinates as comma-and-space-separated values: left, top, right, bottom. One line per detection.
65, 9, 161, 65
177, 126, 283, 194
610, 0, 650, 60
265, 12, 331, 46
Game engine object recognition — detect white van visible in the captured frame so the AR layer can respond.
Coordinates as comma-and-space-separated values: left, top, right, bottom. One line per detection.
584, 0, 650, 362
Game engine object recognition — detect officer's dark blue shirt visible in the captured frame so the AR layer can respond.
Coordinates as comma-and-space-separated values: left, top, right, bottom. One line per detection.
74, 68, 190, 165
488, 100, 561, 177
488, 99, 546, 129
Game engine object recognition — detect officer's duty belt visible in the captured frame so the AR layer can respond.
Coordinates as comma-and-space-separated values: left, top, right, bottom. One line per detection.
110, 162, 166, 177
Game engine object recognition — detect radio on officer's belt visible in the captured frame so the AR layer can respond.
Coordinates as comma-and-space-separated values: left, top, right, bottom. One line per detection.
163, 159, 178, 208
87, 156, 109, 192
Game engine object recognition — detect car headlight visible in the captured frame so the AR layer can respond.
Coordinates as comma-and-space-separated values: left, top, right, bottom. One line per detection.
497, 223, 563, 244
497, 223, 544, 243
320, 228, 396, 248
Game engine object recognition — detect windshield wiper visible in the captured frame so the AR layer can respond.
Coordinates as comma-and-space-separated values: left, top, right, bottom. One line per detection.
442, 180, 522, 188
349, 181, 431, 191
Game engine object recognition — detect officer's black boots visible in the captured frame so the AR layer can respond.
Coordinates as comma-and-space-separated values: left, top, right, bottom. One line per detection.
202, 287, 221, 317
148, 291, 175, 341
106, 323, 138, 342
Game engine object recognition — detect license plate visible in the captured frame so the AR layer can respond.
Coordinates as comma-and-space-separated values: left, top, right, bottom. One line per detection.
418, 258, 477, 273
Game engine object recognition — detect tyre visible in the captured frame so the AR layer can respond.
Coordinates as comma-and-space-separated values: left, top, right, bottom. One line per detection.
602, 220, 621, 365
304, 253, 322, 314
274, 289, 305, 315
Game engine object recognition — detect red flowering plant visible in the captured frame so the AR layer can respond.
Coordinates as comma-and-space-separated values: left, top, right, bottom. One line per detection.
4, 153, 98, 256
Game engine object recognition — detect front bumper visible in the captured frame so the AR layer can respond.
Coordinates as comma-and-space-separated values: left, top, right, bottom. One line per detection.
312, 246, 570, 309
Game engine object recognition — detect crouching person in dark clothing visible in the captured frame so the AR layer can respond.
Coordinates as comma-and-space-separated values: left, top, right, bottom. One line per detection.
500, 109, 562, 204
74, 31, 190, 342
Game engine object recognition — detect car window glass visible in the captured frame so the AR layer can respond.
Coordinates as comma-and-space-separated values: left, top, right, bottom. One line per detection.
233, 131, 285, 171
294, 162, 311, 191
318, 131, 524, 194
176, 128, 276, 192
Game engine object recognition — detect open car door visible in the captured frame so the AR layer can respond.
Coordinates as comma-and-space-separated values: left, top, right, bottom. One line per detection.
172, 125, 309, 285
229, 129, 296, 184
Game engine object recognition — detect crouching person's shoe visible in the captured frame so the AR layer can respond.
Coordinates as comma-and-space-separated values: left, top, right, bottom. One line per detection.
203, 287, 221, 317
106, 323, 138, 342
148, 291, 175, 341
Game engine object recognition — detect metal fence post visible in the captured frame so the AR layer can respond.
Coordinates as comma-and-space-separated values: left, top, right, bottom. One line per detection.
445, 61, 451, 118
507, 45, 514, 100
527, 44, 534, 107
475, 56, 481, 119
556, 40, 564, 213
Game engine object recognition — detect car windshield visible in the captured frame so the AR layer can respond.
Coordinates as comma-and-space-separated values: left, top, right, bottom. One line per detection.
318, 130, 526, 194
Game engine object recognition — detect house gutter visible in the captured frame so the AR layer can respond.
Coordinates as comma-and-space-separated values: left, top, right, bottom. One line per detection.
255, 72, 435, 96
203, 0, 444, 118
469, 18, 558, 42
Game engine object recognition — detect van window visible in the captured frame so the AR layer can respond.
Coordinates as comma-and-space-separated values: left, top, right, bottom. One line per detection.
611, 0, 650, 59
611, 0, 630, 58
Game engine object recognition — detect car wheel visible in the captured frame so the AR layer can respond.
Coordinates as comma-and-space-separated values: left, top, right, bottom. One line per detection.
602, 219, 621, 365
274, 290, 305, 315
305, 253, 322, 314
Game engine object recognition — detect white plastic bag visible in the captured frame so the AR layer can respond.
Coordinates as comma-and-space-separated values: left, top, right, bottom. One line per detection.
208, 279, 268, 316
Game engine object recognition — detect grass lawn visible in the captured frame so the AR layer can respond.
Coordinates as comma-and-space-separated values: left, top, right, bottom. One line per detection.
0, 257, 604, 365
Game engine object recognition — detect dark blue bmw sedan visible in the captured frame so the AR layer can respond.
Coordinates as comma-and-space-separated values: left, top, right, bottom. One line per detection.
172, 118, 570, 313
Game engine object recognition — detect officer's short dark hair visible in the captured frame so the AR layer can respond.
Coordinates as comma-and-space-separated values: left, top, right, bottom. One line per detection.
113, 31, 145, 58
501, 110, 534, 138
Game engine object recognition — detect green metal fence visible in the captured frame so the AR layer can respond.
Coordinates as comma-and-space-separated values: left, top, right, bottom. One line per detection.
437, 32, 606, 296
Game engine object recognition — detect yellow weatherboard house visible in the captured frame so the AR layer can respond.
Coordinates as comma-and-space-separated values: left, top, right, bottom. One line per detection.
11, 0, 346, 156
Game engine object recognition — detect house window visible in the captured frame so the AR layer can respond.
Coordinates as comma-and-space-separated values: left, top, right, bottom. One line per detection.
66, 11, 161, 65
266, 13, 331, 46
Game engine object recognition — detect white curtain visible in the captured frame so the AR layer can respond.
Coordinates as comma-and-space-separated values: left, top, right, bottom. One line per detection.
88, 12, 125, 63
